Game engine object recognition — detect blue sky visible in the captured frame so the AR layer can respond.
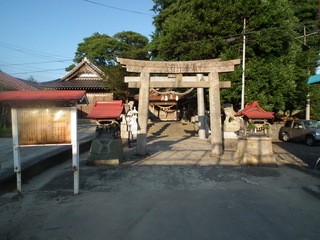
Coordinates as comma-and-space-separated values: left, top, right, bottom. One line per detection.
0, 0, 155, 82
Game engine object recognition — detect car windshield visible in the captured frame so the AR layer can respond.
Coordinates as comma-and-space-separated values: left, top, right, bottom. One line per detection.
303, 120, 320, 129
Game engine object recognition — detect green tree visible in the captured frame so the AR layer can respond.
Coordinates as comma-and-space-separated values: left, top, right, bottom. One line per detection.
27, 75, 37, 82
150, 0, 320, 115
288, 0, 320, 117
73, 32, 129, 66
0, 83, 14, 129
113, 31, 149, 60
70, 31, 149, 101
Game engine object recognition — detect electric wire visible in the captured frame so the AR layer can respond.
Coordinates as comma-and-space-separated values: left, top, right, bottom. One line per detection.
83, 0, 155, 16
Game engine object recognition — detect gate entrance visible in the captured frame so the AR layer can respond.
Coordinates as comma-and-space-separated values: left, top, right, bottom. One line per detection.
117, 58, 240, 156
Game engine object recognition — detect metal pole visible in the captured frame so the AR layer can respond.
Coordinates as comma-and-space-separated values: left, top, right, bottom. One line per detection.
71, 106, 79, 195
241, 17, 246, 110
11, 108, 22, 194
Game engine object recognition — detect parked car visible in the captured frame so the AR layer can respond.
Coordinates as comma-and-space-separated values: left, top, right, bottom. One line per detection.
279, 120, 320, 146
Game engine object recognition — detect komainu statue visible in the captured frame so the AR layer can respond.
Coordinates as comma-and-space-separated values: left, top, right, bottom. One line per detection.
223, 103, 242, 132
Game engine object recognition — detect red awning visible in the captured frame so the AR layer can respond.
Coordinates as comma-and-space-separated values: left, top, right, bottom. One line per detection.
235, 101, 274, 119
0, 90, 88, 104
87, 100, 124, 119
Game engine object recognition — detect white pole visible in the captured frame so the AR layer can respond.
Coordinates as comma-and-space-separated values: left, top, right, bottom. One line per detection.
71, 106, 79, 195
11, 108, 22, 194
241, 17, 246, 110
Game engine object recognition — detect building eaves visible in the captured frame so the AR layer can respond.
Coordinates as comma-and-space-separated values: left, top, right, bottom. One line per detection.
59, 57, 105, 82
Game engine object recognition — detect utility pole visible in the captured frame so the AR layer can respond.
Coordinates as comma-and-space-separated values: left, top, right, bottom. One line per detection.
241, 17, 246, 110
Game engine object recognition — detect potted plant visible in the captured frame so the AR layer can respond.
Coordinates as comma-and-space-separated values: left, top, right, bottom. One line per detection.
263, 124, 270, 136
248, 122, 256, 135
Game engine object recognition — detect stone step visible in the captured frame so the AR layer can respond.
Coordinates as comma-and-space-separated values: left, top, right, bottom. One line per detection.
148, 121, 197, 137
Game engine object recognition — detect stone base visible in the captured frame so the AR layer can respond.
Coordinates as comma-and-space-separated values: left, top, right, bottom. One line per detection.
86, 138, 124, 166
224, 139, 238, 149
234, 136, 277, 167
223, 131, 239, 149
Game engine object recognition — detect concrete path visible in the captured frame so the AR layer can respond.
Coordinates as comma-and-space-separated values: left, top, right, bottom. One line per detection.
1, 135, 320, 240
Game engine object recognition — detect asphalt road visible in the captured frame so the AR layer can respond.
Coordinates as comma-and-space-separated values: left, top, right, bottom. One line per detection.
1, 136, 320, 240
272, 140, 320, 169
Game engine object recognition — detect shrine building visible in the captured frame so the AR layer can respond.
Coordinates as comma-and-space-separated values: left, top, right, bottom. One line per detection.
41, 57, 113, 118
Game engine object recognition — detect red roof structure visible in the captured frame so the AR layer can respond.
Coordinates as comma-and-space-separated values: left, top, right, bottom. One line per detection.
87, 100, 124, 119
0, 90, 88, 103
235, 101, 274, 119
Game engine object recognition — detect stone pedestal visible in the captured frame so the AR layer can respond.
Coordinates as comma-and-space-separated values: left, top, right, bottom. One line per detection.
234, 136, 277, 167
223, 131, 238, 149
86, 138, 124, 166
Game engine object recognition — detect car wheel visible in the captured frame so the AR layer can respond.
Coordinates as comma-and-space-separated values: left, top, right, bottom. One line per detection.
281, 133, 289, 142
306, 136, 315, 146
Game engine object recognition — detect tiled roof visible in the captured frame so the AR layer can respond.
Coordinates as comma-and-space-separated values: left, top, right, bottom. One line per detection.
0, 70, 41, 91
87, 100, 124, 119
41, 79, 107, 90
40, 57, 108, 90
235, 101, 274, 119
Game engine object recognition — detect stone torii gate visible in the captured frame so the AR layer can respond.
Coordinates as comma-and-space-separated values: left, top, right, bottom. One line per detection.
117, 57, 240, 156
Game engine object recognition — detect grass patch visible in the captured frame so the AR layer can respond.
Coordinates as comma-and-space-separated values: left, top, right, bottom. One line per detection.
0, 128, 12, 138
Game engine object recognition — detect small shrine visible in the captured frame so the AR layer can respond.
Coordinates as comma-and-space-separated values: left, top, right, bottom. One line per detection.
86, 100, 125, 166
235, 101, 274, 136
233, 101, 277, 167
134, 88, 192, 121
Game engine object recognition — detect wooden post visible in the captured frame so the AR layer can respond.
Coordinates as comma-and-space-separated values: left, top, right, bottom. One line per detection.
136, 71, 150, 155
209, 71, 223, 155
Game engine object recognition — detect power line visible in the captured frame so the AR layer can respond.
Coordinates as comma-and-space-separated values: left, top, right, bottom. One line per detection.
0, 42, 72, 61
83, 0, 155, 16
0, 59, 73, 67
10, 68, 67, 75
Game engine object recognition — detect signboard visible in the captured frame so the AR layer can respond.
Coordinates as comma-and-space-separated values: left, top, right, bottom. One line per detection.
17, 107, 71, 145
0, 90, 88, 195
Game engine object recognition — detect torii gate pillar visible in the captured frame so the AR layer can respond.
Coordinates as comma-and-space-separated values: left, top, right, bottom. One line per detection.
209, 72, 223, 155
136, 71, 150, 155
117, 58, 240, 156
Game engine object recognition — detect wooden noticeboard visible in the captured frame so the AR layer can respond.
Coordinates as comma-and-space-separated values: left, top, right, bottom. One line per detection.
17, 108, 71, 145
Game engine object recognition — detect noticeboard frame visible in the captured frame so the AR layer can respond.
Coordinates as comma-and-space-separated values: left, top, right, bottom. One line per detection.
11, 104, 80, 195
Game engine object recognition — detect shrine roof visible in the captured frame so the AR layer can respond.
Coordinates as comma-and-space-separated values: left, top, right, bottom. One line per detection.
41, 79, 107, 90
0, 90, 88, 104
87, 100, 124, 119
234, 101, 274, 119
60, 57, 104, 81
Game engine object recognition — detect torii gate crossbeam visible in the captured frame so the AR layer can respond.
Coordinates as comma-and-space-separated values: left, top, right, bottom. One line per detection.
117, 57, 240, 156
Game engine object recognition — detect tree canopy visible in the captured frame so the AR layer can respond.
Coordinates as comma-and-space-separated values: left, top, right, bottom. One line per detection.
150, 0, 320, 115
69, 31, 149, 101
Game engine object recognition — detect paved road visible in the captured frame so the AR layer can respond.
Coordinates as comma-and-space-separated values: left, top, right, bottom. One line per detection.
1, 136, 320, 240
273, 140, 320, 169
